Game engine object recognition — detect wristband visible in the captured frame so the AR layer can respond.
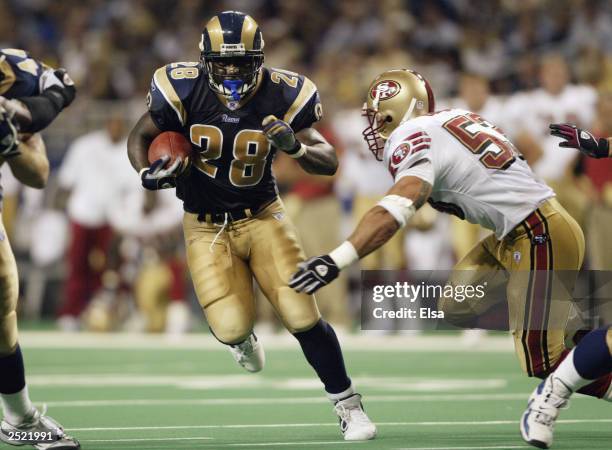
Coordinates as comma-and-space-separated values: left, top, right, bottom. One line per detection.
287, 142, 307, 159
329, 241, 359, 269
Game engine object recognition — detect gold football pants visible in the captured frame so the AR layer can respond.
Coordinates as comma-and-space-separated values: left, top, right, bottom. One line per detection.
0, 223, 19, 355
183, 198, 321, 344
440, 198, 585, 377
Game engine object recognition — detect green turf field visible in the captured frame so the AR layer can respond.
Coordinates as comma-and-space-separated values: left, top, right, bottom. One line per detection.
3, 332, 610, 450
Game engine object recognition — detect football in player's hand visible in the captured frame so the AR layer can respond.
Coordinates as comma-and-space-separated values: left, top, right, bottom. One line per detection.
148, 131, 192, 170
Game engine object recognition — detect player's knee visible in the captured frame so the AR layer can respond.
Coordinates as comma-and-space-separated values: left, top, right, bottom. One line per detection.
0, 277, 18, 318
286, 314, 320, 334
276, 288, 320, 333
211, 321, 252, 345
0, 310, 18, 355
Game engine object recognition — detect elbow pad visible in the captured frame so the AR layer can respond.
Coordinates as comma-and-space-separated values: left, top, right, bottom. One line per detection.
19, 86, 70, 133
377, 195, 416, 228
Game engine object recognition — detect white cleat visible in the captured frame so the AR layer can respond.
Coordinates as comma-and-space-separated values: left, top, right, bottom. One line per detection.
0, 407, 80, 449
333, 393, 377, 441
228, 333, 265, 373
520, 375, 571, 449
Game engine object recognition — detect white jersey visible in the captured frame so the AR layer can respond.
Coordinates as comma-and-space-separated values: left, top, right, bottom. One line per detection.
383, 108, 554, 239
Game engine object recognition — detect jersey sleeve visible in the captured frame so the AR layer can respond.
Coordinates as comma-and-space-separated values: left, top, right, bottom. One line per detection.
147, 64, 192, 132
281, 74, 322, 132
0, 49, 46, 97
384, 124, 435, 186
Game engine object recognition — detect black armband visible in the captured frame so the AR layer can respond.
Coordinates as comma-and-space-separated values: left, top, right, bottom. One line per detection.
18, 87, 68, 133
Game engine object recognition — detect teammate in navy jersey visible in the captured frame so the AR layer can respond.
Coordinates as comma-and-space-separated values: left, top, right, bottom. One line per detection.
0, 48, 78, 449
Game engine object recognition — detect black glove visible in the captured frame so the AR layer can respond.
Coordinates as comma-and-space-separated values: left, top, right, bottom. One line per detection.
550, 123, 610, 159
262, 115, 302, 156
53, 68, 76, 107
0, 107, 20, 159
289, 255, 339, 295
140, 156, 182, 190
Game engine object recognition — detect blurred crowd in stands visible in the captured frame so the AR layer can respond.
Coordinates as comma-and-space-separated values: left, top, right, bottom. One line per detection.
1, 0, 612, 334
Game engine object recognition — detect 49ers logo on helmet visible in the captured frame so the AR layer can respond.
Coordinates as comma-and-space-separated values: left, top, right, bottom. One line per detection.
370, 80, 401, 100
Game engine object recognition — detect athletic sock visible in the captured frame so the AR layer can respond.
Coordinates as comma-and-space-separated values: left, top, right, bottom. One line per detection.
293, 319, 352, 398
0, 386, 34, 426
0, 346, 34, 425
555, 327, 612, 392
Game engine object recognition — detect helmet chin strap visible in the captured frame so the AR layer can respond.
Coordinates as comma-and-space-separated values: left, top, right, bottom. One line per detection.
400, 97, 417, 125
222, 79, 244, 101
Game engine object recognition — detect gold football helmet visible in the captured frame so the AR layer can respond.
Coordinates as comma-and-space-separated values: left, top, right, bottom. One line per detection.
362, 69, 435, 160
199, 11, 264, 101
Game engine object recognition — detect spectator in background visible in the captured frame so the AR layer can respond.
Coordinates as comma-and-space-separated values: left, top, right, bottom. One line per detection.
583, 89, 612, 271
107, 184, 188, 335
506, 53, 596, 228
55, 114, 129, 330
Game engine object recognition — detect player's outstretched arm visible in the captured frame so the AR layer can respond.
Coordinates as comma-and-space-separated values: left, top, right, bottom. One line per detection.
289, 175, 431, 294
3, 133, 49, 189
550, 123, 611, 159
262, 115, 337, 176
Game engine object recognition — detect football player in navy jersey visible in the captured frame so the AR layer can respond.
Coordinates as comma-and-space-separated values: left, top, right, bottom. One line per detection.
127, 11, 376, 440
0, 49, 79, 449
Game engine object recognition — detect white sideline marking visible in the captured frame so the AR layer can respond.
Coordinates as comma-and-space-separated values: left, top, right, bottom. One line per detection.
221, 442, 366, 447
395, 447, 526, 450
17, 330, 515, 352
68, 418, 612, 432
43, 393, 531, 408
83, 436, 212, 442
26, 374, 506, 392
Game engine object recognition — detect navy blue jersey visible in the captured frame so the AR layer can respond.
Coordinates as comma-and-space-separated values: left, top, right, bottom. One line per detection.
0, 48, 48, 99
147, 63, 322, 213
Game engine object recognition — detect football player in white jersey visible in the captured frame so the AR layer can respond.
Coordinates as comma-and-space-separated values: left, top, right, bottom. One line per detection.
289, 69, 612, 449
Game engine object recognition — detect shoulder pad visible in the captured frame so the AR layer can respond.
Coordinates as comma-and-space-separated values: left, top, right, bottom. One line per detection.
267, 68, 321, 130
149, 62, 201, 126
0, 48, 44, 97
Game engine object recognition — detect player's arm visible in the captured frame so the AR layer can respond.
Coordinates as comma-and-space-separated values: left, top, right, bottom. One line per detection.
289, 171, 431, 294
262, 117, 338, 176
127, 112, 162, 172
128, 112, 183, 191
1, 68, 76, 133
128, 65, 188, 191
1, 133, 49, 188
347, 175, 431, 258
550, 123, 611, 159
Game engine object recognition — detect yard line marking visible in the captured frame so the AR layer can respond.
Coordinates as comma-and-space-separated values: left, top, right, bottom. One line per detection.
218, 441, 367, 447
18, 331, 514, 352
395, 447, 527, 450
67, 418, 612, 432
83, 437, 213, 442
42, 393, 534, 408
26, 374, 506, 392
